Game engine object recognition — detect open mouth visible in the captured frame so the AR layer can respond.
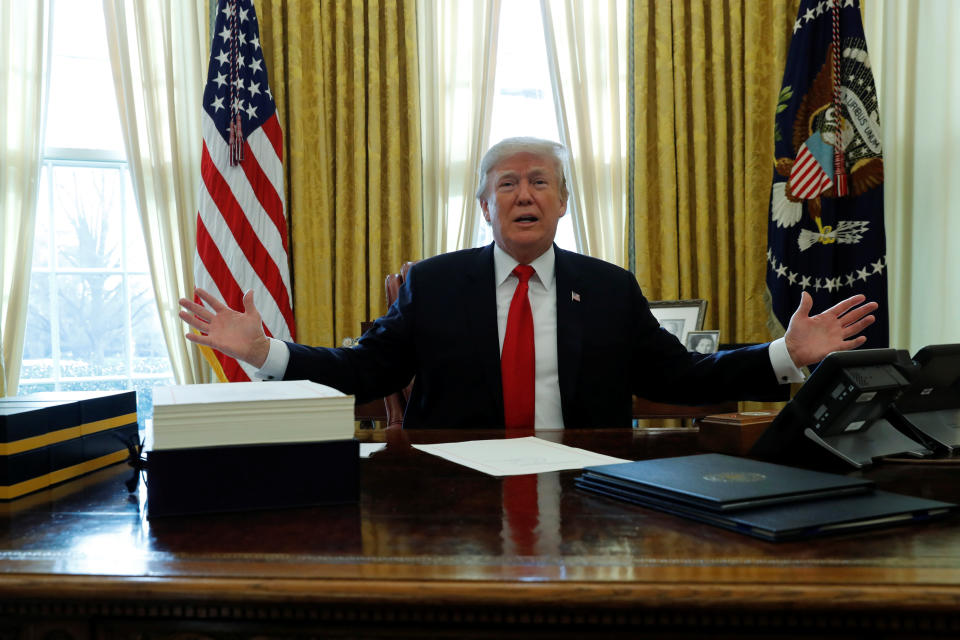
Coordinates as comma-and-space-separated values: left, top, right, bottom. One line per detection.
515, 215, 539, 223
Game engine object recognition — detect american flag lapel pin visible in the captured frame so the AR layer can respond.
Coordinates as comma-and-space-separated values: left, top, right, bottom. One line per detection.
571, 291, 581, 302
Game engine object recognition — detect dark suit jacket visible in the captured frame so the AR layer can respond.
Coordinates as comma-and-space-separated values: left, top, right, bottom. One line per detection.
285, 244, 786, 428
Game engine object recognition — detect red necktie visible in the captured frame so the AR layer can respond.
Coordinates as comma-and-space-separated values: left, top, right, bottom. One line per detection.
501, 265, 536, 430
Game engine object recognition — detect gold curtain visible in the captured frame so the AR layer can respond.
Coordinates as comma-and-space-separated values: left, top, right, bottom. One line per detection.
629, 0, 799, 344
257, 0, 422, 348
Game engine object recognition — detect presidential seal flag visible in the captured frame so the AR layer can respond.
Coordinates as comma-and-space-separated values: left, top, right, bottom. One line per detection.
766, 0, 888, 348
194, 0, 295, 381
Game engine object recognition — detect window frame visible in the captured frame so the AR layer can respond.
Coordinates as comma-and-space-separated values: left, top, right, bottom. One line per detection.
24, 155, 174, 400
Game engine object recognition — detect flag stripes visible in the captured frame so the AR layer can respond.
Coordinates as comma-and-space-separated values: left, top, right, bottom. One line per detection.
259, 114, 284, 161
198, 137, 294, 330
196, 156, 290, 340
241, 136, 286, 251
194, 219, 249, 383
201, 113, 289, 266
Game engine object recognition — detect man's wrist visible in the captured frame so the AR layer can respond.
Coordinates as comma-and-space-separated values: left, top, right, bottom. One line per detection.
248, 336, 272, 369
769, 337, 805, 384
253, 338, 290, 380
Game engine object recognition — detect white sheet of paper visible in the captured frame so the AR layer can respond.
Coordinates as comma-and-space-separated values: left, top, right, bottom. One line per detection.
412, 436, 630, 476
360, 442, 386, 458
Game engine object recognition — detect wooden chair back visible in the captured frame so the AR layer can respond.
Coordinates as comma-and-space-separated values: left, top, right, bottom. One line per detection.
382, 261, 418, 427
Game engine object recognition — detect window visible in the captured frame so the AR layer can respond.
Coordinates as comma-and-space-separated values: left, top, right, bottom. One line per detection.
475, 0, 576, 251
20, 0, 173, 422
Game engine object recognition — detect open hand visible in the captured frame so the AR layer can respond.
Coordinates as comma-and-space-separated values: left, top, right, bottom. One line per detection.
178, 288, 271, 368
784, 291, 878, 368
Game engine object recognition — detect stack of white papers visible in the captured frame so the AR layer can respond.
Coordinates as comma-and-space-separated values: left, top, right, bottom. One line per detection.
151, 380, 354, 450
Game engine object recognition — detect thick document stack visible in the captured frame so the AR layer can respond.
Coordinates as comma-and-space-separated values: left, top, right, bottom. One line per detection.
0, 391, 138, 500
151, 380, 354, 448
576, 453, 956, 541
146, 380, 359, 518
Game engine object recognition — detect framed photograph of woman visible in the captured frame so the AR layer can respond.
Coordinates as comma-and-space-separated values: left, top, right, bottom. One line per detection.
686, 330, 720, 354
648, 299, 707, 345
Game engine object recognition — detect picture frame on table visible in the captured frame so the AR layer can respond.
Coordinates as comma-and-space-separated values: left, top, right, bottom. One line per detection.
686, 330, 720, 354
648, 299, 708, 346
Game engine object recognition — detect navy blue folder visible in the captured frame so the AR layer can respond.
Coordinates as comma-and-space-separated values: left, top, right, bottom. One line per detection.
579, 453, 873, 512
576, 454, 956, 541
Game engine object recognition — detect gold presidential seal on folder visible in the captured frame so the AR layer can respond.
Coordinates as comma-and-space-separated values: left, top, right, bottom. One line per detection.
702, 472, 767, 483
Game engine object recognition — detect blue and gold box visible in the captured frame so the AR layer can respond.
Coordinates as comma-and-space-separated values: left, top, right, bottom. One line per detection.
0, 391, 138, 500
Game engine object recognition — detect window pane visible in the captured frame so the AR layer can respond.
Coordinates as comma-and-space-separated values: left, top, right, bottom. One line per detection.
46, 56, 125, 152
45, 0, 124, 153
57, 273, 127, 376
51, 165, 124, 269
33, 166, 52, 268
555, 217, 576, 250
489, 0, 559, 144
50, 0, 110, 59
23, 276, 53, 377
60, 379, 127, 393
18, 382, 57, 394
131, 378, 173, 427
129, 275, 172, 375
123, 171, 150, 273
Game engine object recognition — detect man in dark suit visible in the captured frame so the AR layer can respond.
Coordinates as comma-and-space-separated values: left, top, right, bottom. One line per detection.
179, 138, 877, 429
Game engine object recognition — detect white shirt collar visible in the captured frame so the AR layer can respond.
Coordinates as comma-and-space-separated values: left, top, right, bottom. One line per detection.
492, 244, 556, 290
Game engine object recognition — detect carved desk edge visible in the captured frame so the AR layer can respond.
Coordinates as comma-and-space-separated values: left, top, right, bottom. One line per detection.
2, 574, 960, 612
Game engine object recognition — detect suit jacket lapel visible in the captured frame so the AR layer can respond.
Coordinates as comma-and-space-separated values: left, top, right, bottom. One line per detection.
554, 247, 583, 419
463, 244, 504, 423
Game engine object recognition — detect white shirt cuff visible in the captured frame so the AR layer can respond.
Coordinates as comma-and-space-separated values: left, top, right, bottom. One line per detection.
253, 338, 290, 380
768, 337, 805, 384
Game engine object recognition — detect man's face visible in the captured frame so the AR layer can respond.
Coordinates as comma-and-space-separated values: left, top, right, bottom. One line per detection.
480, 151, 567, 264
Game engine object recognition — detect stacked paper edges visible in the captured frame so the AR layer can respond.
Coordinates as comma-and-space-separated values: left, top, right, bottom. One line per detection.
150, 380, 355, 449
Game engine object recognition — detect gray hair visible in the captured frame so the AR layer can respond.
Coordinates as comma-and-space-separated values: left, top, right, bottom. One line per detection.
475, 137, 569, 202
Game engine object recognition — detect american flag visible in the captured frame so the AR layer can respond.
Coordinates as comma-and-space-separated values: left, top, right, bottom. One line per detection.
194, 0, 295, 382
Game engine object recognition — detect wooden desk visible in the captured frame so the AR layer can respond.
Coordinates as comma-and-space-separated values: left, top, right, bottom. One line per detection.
2, 428, 960, 639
